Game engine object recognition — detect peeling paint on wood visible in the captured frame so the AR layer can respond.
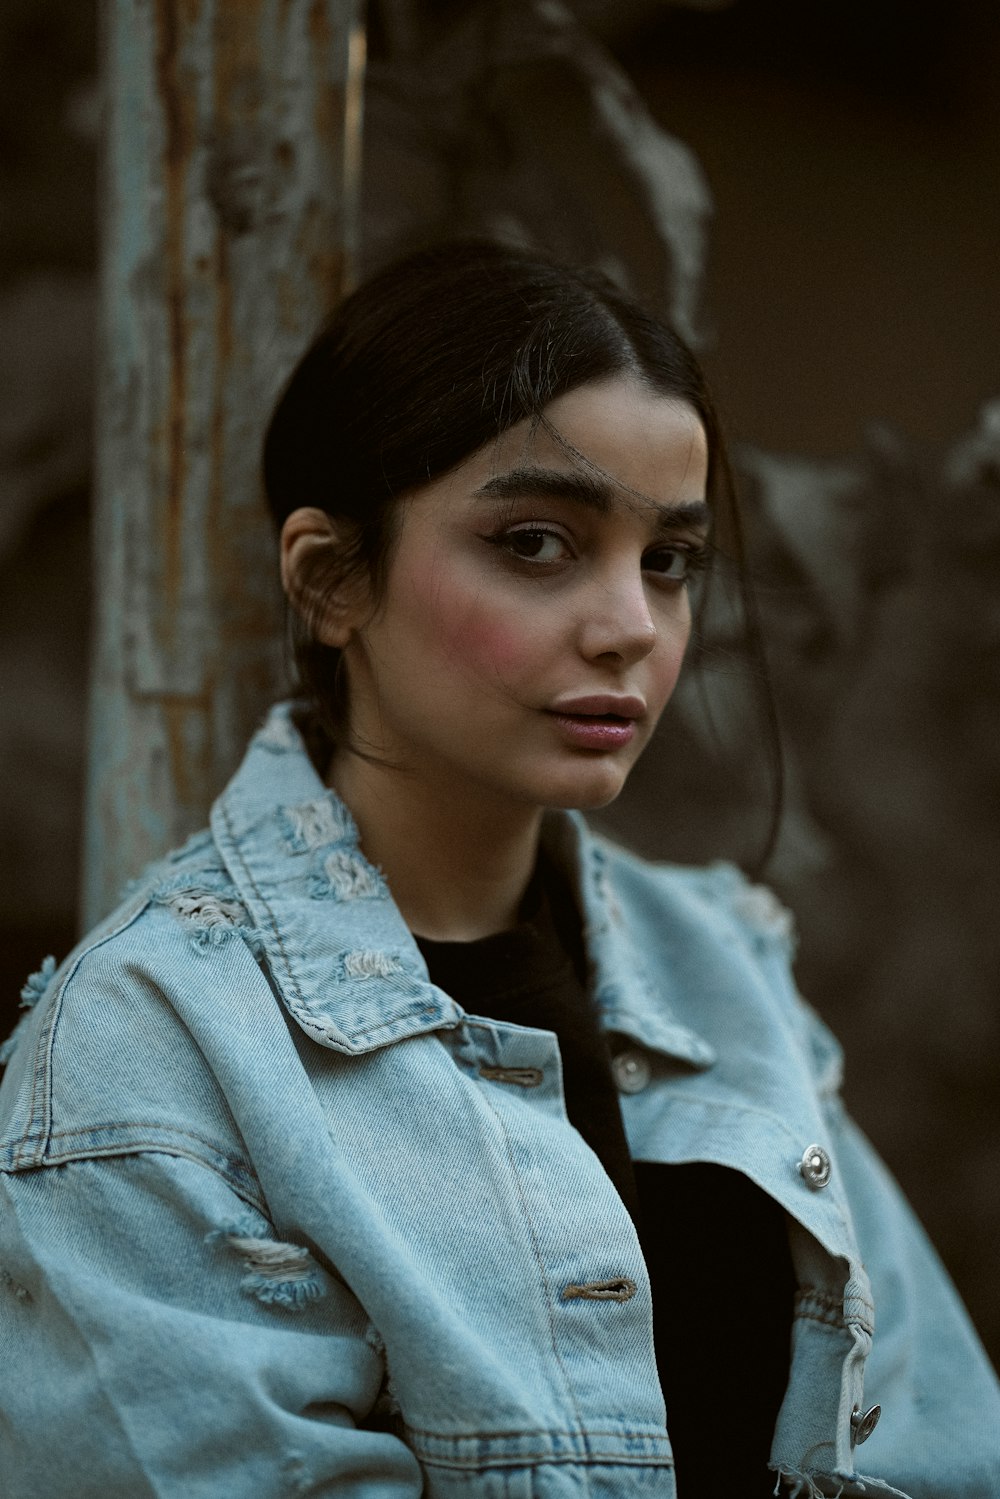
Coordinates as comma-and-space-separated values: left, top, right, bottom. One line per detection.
84, 0, 365, 926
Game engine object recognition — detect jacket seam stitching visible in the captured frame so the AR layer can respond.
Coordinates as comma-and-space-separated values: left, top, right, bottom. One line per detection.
11, 1118, 253, 1149
16, 1014, 51, 1169
414, 1453, 674, 1470
1, 1142, 267, 1214
218, 796, 310, 1017
405, 1423, 672, 1441
12, 896, 151, 1168
18, 969, 64, 1168
474, 1083, 590, 1451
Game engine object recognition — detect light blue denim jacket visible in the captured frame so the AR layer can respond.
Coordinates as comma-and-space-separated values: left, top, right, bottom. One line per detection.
1, 703, 997, 1499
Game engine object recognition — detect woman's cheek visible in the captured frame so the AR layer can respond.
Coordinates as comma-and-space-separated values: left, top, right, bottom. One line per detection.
648, 621, 691, 711
438, 588, 544, 683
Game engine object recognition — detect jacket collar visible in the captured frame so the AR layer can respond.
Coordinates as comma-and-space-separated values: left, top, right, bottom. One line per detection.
212, 702, 714, 1070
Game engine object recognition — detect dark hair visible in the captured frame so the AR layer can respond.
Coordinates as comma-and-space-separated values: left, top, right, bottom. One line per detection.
262, 239, 781, 860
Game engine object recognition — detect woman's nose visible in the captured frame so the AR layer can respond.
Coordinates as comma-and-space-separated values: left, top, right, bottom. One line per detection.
577, 571, 659, 666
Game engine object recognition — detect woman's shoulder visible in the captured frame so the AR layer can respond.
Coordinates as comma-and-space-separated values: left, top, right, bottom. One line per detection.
0, 826, 275, 1191
6, 823, 266, 1031
588, 830, 798, 956
585, 830, 844, 1096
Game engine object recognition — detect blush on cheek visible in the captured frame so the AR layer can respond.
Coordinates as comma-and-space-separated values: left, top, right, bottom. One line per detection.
439, 594, 536, 683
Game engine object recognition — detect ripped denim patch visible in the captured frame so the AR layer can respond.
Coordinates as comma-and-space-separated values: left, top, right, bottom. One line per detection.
206, 1215, 326, 1310
152, 871, 266, 957
309, 849, 385, 903
280, 795, 354, 854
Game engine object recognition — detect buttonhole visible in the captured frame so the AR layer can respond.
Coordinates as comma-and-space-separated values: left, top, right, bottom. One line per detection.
478, 1064, 544, 1088
562, 1277, 636, 1302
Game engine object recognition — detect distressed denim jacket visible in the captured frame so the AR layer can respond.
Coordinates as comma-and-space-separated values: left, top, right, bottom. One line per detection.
1, 703, 998, 1499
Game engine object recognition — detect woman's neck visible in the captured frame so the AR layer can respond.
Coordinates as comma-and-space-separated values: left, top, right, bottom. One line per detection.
328, 751, 544, 942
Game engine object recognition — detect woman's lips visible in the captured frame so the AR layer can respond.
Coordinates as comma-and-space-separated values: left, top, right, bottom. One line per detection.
547, 712, 637, 750
549, 694, 645, 719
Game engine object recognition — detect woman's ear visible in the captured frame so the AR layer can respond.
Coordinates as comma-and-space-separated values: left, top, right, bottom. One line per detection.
280, 507, 369, 648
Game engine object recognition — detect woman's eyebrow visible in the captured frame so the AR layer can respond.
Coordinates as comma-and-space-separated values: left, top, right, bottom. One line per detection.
473, 464, 710, 531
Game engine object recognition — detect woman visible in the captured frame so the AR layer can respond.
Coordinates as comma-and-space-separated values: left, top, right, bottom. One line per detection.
0, 241, 997, 1499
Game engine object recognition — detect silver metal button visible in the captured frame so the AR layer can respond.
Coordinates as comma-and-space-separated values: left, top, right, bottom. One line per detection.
611, 1050, 651, 1095
798, 1143, 832, 1190
851, 1403, 881, 1444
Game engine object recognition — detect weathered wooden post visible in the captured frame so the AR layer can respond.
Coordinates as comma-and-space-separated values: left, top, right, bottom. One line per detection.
84, 0, 365, 926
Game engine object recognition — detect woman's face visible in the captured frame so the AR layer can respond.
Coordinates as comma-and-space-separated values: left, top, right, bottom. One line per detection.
339, 374, 711, 815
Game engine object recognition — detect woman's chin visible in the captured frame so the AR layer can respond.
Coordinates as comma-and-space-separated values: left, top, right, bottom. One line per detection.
532, 760, 633, 812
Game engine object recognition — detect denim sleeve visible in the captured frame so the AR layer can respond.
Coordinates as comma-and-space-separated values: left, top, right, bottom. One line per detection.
827, 1105, 1000, 1496
0, 1151, 424, 1499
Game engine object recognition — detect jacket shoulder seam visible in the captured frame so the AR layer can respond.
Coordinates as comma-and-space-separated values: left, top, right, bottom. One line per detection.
10, 893, 153, 1169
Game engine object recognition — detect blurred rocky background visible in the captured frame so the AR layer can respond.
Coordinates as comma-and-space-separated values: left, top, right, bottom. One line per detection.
1, 0, 997, 1363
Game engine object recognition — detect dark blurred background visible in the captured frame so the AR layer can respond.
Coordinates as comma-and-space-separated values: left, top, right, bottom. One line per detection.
1, 0, 998, 1364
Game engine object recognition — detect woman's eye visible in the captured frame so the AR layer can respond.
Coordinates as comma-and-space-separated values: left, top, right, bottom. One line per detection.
644, 546, 691, 581
502, 528, 569, 563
